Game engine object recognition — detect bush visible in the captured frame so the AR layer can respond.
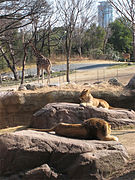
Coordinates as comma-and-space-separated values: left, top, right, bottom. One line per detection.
89, 49, 103, 59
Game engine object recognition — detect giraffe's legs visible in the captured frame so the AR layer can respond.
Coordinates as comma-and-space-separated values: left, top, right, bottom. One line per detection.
46, 67, 51, 85
47, 74, 50, 85
41, 69, 44, 84
37, 67, 40, 83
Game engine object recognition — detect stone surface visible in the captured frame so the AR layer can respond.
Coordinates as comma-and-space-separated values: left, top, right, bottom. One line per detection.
126, 75, 135, 89
0, 89, 135, 129
25, 83, 45, 90
0, 90, 80, 128
0, 130, 129, 179
30, 103, 135, 129
108, 78, 123, 86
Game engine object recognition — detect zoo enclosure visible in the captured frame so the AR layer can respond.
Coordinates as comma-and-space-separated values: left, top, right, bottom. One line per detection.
0, 63, 135, 88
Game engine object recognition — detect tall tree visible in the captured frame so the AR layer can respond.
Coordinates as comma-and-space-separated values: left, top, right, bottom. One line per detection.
108, 0, 135, 60
108, 19, 132, 53
83, 24, 105, 53
56, 0, 95, 82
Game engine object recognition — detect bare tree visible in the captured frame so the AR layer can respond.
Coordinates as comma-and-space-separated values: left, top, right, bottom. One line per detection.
0, 0, 50, 35
0, 0, 51, 80
31, 12, 57, 55
108, 0, 135, 60
56, 0, 95, 82
0, 31, 19, 80
74, 13, 96, 57
102, 27, 112, 53
20, 30, 29, 85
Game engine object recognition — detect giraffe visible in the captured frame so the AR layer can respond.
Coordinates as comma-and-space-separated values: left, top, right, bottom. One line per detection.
30, 44, 52, 84
122, 53, 130, 62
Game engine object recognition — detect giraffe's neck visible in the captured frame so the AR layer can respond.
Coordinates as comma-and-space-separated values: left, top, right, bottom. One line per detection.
32, 46, 42, 59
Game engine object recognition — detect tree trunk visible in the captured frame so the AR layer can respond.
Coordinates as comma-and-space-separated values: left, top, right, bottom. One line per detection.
21, 32, 27, 85
132, 25, 135, 62
65, 34, 70, 82
0, 46, 19, 80
65, 32, 72, 83
47, 32, 51, 58
0, 74, 2, 84
12, 68, 19, 81
66, 55, 70, 82
47, 21, 51, 58
21, 48, 27, 85
78, 36, 82, 57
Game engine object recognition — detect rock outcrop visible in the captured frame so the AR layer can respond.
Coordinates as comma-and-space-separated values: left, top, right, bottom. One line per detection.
0, 91, 80, 128
108, 78, 123, 86
30, 103, 135, 129
0, 89, 135, 129
0, 130, 129, 179
126, 75, 135, 89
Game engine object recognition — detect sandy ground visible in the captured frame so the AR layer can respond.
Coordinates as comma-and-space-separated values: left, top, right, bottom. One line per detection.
110, 129, 135, 180
112, 129, 135, 156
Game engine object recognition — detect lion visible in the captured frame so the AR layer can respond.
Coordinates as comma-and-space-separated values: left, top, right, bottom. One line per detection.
31, 118, 118, 141
80, 89, 121, 109
79, 89, 134, 113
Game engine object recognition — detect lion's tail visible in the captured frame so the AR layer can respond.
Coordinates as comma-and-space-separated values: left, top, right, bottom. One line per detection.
109, 106, 123, 110
29, 127, 54, 132
109, 106, 133, 111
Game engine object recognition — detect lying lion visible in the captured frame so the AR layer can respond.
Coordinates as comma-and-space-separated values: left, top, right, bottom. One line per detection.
80, 89, 127, 110
80, 89, 111, 109
31, 118, 118, 141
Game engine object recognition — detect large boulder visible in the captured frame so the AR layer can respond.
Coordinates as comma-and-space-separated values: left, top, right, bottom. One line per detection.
30, 103, 135, 129
0, 130, 128, 179
126, 75, 135, 89
0, 89, 135, 129
0, 90, 80, 129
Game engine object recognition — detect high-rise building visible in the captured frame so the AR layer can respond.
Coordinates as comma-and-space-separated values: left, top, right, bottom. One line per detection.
98, 1, 113, 28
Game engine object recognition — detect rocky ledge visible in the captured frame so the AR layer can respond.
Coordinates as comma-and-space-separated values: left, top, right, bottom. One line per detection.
30, 102, 135, 129
0, 130, 128, 180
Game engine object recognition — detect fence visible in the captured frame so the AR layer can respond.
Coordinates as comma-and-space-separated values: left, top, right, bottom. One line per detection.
0, 64, 135, 90
54, 65, 135, 86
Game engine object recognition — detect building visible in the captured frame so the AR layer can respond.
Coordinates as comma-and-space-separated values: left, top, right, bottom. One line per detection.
98, 1, 113, 28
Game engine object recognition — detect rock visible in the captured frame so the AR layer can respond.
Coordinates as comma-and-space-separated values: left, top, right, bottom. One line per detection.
30, 103, 135, 129
25, 83, 45, 90
0, 91, 25, 105
0, 91, 80, 129
0, 130, 129, 179
83, 82, 91, 85
93, 81, 102, 84
0, 89, 135, 129
108, 78, 123, 86
126, 75, 135, 89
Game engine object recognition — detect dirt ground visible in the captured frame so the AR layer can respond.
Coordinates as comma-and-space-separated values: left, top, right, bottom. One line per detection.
110, 129, 135, 179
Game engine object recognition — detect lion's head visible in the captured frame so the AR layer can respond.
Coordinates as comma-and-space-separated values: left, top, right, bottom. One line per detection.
79, 89, 93, 102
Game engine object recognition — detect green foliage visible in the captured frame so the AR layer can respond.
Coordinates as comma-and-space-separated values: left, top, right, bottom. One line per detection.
83, 24, 105, 51
0, 58, 8, 71
108, 19, 133, 54
51, 27, 66, 55
105, 43, 120, 60
89, 48, 103, 59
